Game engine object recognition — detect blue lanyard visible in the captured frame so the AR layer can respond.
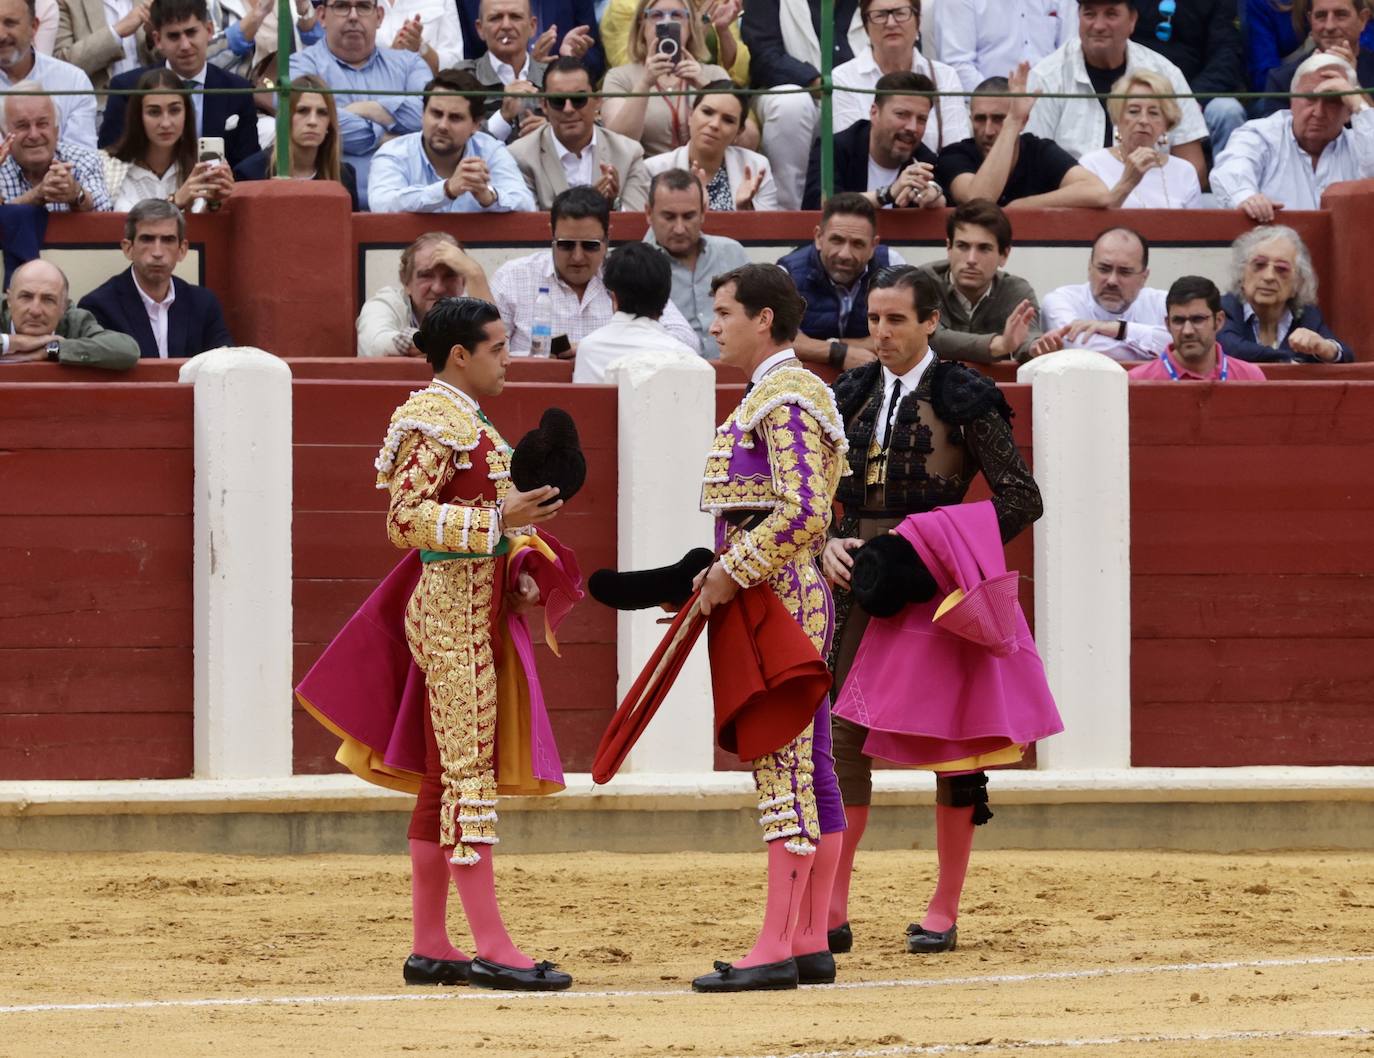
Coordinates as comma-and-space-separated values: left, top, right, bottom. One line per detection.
1162, 350, 1228, 381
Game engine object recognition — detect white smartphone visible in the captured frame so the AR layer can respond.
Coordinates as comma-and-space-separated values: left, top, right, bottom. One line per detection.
197, 136, 226, 166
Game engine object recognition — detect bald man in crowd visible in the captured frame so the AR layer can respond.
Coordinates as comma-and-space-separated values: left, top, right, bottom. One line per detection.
0, 260, 140, 368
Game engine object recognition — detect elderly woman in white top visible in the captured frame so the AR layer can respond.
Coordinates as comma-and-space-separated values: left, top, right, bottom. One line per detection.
1078, 69, 1202, 210
643, 81, 777, 209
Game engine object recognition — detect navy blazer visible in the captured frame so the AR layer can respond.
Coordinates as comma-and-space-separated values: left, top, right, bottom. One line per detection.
802, 119, 938, 210
77, 269, 233, 360
458, 0, 606, 82
99, 64, 261, 168
1218, 292, 1352, 363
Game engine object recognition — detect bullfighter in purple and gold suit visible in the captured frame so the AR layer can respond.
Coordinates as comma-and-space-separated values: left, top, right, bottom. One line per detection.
689, 264, 851, 994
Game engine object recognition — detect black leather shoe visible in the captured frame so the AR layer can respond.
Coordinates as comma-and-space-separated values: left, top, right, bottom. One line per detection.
691, 958, 798, 993
827, 922, 853, 954
403, 953, 471, 985
794, 950, 836, 985
905, 923, 958, 953
468, 957, 572, 991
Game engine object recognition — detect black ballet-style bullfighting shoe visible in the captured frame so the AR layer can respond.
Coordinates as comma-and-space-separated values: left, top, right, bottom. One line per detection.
402, 953, 472, 985
468, 957, 572, 991
827, 921, 853, 954
691, 958, 799, 993
794, 950, 837, 985
905, 923, 958, 953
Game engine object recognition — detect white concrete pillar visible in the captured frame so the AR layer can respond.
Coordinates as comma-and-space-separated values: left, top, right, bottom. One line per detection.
1016, 352, 1131, 770
179, 349, 294, 778
608, 354, 718, 774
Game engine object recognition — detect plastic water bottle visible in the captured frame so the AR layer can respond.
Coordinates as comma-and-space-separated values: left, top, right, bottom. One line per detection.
530, 287, 553, 357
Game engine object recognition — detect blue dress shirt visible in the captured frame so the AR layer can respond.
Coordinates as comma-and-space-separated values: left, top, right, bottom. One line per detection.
367, 130, 535, 213
288, 40, 431, 206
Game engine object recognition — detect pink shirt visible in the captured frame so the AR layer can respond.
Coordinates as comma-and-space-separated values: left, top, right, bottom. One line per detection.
1129, 345, 1267, 381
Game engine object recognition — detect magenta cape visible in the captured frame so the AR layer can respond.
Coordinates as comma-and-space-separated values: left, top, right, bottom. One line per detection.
832, 501, 1063, 767
295, 533, 581, 796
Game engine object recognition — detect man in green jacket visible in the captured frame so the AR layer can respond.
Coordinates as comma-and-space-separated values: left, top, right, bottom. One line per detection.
0, 260, 139, 369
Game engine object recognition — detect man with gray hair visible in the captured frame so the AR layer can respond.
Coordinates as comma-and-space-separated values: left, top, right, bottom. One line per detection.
78, 198, 232, 359
356, 232, 493, 357
0, 85, 111, 211
1212, 51, 1374, 221
0, 0, 98, 148
0, 259, 139, 368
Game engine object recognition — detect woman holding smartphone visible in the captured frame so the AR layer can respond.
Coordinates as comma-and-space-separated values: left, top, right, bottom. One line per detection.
105, 69, 235, 213
1077, 70, 1202, 210
601, 0, 735, 157
233, 76, 361, 211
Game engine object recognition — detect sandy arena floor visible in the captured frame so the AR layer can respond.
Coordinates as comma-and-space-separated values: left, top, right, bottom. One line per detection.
1, 848, 1372, 1058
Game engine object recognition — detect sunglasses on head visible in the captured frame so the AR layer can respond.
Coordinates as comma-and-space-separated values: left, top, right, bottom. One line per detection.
1155, 0, 1175, 42
553, 238, 605, 252
546, 94, 591, 110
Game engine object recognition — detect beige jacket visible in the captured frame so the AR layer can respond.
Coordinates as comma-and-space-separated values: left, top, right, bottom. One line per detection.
507, 124, 651, 212
55, 0, 154, 93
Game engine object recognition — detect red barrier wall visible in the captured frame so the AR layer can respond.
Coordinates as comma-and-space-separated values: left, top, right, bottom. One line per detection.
290, 381, 619, 775
0, 383, 194, 779
1128, 382, 1374, 766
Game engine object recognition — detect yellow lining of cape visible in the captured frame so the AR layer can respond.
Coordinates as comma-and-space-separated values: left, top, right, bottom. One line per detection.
925, 742, 1027, 773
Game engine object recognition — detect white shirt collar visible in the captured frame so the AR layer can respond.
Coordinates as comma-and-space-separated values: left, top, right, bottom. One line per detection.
1241, 299, 1294, 343
167, 61, 208, 85
855, 45, 921, 76
492, 54, 528, 85
430, 377, 482, 413
553, 127, 597, 163
132, 272, 175, 309
751, 348, 798, 385
881, 349, 934, 392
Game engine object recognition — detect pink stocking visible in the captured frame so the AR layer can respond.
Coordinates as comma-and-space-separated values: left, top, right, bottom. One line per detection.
792, 834, 842, 957
921, 804, 976, 933
447, 845, 534, 968
736, 840, 815, 968
827, 804, 868, 930
409, 839, 469, 961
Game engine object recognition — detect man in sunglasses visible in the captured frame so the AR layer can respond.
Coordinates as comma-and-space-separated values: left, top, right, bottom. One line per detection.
1025, 0, 1209, 184
369, 69, 534, 212
508, 55, 651, 210
1129, 0, 1247, 151
290, 0, 431, 207
489, 185, 699, 354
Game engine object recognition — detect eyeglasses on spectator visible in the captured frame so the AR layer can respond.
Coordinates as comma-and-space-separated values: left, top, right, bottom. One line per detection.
1155, 0, 1175, 42
863, 4, 916, 25
546, 94, 592, 110
554, 238, 606, 252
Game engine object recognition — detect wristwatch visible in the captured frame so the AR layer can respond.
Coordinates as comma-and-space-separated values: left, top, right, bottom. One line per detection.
46, 339, 61, 362
828, 340, 849, 369
875, 184, 895, 208
1116, 319, 1128, 341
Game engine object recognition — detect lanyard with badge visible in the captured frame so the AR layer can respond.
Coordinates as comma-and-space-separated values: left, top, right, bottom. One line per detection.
1161, 351, 1229, 381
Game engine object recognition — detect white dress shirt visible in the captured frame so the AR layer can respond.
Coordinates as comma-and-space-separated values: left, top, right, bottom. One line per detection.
875, 349, 934, 448
133, 272, 176, 359
1026, 39, 1207, 158
114, 161, 180, 211
1040, 282, 1169, 362
170, 61, 209, 136
102, 0, 142, 75
831, 46, 971, 154
379, 0, 465, 71
936, 0, 1078, 92
491, 249, 701, 355
0, 51, 98, 149
1077, 148, 1202, 209
572, 310, 699, 382
1211, 108, 1374, 210
355, 284, 418, 357
554, 128, 598, 189
751, 348, 800, 386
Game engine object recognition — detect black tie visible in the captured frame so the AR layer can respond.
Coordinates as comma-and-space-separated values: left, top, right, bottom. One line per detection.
881, 381, 902, 449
